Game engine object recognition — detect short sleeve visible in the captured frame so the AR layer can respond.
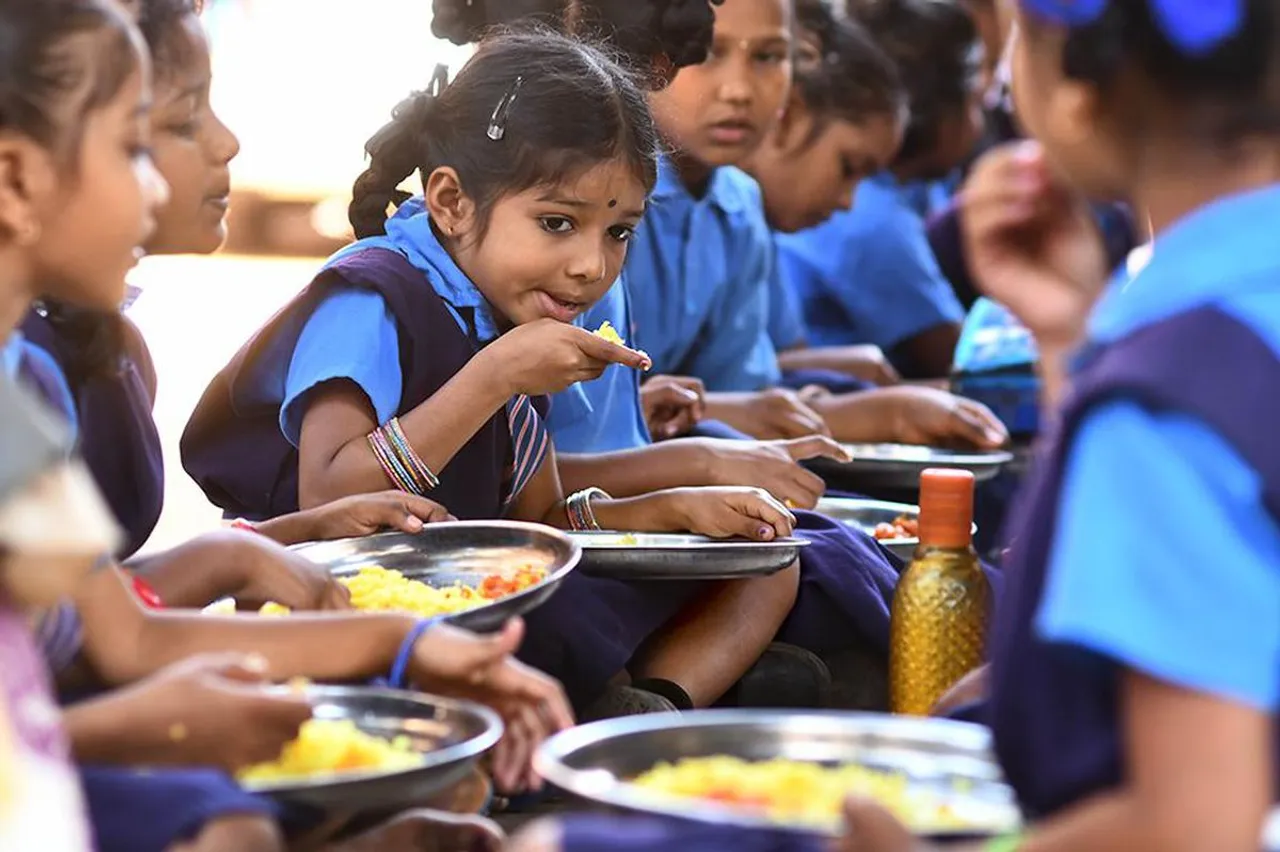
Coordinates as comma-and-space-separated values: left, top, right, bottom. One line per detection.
280, 290, 403, 447
685, 216, 783, 392
1038, 400, 1280, 710
765, 242, 807, 351
828, 198, 965, 351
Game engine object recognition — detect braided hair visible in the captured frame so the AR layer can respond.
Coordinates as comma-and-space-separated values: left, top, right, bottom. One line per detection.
431, 0, 565, 45
1045, 0, 1280, 143
349, 28, 660, 240
792, 0, 904, 146
847, 0, 978, 163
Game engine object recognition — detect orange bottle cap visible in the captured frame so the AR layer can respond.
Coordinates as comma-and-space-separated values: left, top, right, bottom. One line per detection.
917, 468, 974, 548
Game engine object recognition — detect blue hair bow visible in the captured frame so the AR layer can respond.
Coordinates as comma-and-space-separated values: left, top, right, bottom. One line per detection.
1019, 0, 1245, 56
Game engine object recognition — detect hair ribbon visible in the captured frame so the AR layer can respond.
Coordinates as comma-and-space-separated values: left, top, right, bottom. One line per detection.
1019, 0, 1245, 56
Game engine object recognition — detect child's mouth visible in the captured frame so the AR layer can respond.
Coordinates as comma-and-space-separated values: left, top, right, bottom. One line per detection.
707, 120, 754, 146
536, 291, 587, 322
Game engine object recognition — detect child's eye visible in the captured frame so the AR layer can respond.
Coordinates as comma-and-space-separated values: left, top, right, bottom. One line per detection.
538, 216, 574, 234
754, 50, 789, 65
164, 118, 201, 139
608, 225, 635, 243
128, 144, 154, 161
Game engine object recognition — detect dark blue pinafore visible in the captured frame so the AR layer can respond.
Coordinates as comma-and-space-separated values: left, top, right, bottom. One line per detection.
180, 248, 711, 709
22, 311, 165, 559
989, 306, 1280, 818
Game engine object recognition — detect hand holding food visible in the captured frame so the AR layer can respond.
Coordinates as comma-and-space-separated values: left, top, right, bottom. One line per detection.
225, 534, 351, 612
960, 141, 1108, 350
407, 619, 574, 793
486, 319, 652, 397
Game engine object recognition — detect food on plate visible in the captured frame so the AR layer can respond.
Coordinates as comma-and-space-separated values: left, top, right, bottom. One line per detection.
592, 321, 625, 345
631, 756, 967, 831
872, 514, 919, 541
238, 719, 421, 784
256, 563, 546, 618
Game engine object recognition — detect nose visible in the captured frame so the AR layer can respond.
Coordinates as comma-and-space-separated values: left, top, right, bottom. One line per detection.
716, 54, 753, 107
566, 240, 608, 285
208, 111, 241, 166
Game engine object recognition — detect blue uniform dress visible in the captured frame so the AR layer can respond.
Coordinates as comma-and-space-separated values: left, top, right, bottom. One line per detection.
989, 184, 1280, 819
775, 171, 965, 374
3, 336, 279, 852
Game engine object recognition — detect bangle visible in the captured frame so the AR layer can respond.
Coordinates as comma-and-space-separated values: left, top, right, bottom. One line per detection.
130, 575, 164, 609
228, 518, 259, 535
388, 617, 440, 688
367, 418, 439, 495
566, 487, 610, 531
385, 417, 439, 490
985, 834, 1024, 852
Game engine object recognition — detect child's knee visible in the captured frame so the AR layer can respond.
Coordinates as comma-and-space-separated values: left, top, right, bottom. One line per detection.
170, 814, 284, 852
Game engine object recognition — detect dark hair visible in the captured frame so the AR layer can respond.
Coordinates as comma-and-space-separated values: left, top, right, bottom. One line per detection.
792, 0, 904, 145
349, 29, 660, 240
431, 0, 721, 70
0, 0, 139, 160
136, 0, 204, 82
1050, 0, 1280, 142
847, 0, 978, 162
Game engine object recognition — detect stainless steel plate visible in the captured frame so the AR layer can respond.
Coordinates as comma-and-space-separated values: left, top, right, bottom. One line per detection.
816, 497, 920, 561
569, 533, 809, 580
808, 444, 1014, 491
536, 710, 1020, 839
241, 685, 501, 811
289, 521, 579, 632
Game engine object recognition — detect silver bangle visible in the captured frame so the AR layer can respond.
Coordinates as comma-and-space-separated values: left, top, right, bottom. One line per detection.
567, 487, 611, 531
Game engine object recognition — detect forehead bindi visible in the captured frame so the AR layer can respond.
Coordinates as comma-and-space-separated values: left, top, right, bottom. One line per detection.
711, 0, 792, 45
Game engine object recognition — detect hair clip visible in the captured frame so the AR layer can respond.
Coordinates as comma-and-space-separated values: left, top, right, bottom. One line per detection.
1019, 0, 1243, 56
428, 63, 449, 98
487, 76, 524, 142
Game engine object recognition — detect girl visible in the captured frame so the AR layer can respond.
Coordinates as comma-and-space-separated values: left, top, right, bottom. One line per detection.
0, 0, 568, 831
182, 31, 810, 717
838, 0, 1280, 849
744, 0, 908, 387
627, 0, 1006, 446
771, 0, 982, 380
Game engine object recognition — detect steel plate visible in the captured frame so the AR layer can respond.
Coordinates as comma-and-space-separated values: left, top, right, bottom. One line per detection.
536, 709, 1021, 839
241, 685, 501, 811
569, 533, 809, 580
807, 444, 1013, 491
289, 521, 579, 632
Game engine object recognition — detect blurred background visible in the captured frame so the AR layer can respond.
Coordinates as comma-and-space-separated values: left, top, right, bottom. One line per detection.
134, 1, 473, 553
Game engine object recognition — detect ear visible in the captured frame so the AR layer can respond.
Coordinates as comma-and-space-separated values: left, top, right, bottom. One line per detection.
1045, 80, 1098, 150
422, 166, 476, 240
0, 132, 56, 246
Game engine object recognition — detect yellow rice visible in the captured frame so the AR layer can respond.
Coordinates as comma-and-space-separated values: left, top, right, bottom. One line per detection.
237, 719, 421, 784
632, 757, 963, 831
260, 564, 491, 619
592, 321, 625, 346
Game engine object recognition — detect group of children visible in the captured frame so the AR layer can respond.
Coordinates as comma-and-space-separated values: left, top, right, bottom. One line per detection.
1, 0, 1277, 849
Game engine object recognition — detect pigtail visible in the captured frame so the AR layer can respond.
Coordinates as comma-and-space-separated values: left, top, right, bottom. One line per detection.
431, 0, 489, 45
348, 66, 448, 239
36, 301, 125, 387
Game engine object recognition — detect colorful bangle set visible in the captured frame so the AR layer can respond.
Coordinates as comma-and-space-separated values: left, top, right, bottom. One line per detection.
367, 417, 439, 496
566, 487, 610, 531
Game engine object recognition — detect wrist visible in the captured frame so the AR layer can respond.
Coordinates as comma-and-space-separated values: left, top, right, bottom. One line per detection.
471, 344, 519, 401
252, 512, 313, 546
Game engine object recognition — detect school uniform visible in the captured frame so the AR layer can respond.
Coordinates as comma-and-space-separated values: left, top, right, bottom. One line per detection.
181, 198, 705, 710
21, 309, 165, 559
989, 184, 1280, 819
626, 158, 781, 392
774, 172, 965, 374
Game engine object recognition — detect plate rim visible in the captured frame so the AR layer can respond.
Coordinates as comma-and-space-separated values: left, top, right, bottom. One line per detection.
568, 532, 811, 552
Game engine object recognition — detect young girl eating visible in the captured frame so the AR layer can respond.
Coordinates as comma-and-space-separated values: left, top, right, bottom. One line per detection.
838, 0, 1280, 848
182, 30, 815, 717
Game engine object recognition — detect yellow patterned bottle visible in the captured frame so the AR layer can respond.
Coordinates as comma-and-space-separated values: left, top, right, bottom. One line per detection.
889, 468, 990, 716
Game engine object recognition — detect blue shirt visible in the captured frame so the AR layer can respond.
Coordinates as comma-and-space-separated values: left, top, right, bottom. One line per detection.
626, 158, 782, 392
546, 278, 652, 454
3, 333, 78, 440
775, 171, 965, 352
1037, 184, 1280, 711
765, 236, 807, 352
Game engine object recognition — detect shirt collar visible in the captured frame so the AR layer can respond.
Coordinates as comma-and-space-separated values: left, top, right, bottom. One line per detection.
1089, 183, 1280, 344
651, 155, 748, 215
382, 196, 502, 342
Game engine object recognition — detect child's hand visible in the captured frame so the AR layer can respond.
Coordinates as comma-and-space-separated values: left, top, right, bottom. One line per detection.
486, 319, 652, 397
930, 664, 989, 717
881, 386, 1009, 450
281, 492, 456, 543
641, 375, 706, 439
698, 436, 851, 509
226, 534, 352, 611
837, 797, 924, 852
129, 653, 312, 772
704, 388, 832, 440
654, 486, 797, 541
408, 619, 574, 794
961, 141, 1109, 350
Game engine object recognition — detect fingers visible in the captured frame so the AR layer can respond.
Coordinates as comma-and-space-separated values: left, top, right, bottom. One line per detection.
575, 329, 652, 371
839, 797, 919, 852
393, 494, 456, 530
781, 398, 832, 438
781, 435, 851, 463
204, 652, 273, 684
950, 401, 1009, 448
321, 579, 354, 611
733, 490, 797, 540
